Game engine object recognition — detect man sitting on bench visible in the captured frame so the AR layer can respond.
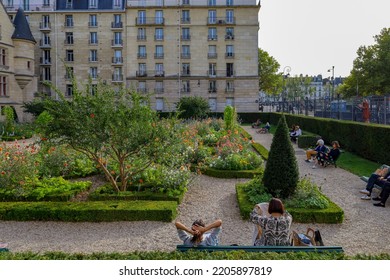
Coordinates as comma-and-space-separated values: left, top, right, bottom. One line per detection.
175, 219, 222, 246
360, 167, 390, 200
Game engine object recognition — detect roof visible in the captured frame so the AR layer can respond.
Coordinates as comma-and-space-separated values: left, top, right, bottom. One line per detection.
11, 8, 36, 43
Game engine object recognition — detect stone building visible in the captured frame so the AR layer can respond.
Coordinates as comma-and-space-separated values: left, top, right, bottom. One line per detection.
0, 3, 37, 122
1, 0, 260, 119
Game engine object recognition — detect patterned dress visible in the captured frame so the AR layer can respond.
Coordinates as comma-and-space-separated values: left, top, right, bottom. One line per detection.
250, 209, 292, 246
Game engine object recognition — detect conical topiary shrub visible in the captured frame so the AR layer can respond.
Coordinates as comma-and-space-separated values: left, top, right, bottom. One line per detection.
262, 114, 299, 198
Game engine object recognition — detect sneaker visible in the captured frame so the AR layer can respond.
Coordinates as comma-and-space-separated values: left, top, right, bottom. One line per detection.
372, 197, 382, 201
361, 195, 371, 200
312, 165, 316, 169
373, 203, 385, 207
305, 159, 311, 163
359, 189, 370, 195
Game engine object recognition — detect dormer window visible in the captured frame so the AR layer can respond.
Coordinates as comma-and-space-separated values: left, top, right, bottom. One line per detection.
89, 0, 98, 9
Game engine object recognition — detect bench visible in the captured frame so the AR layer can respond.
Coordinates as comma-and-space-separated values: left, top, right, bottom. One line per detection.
360, 164, 390, 190
176, 245, 344, 253
0, 248, 9, 252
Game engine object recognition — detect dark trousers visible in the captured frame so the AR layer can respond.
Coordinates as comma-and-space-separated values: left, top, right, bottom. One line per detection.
366, 174, 388, 194
379, 183, 390, 205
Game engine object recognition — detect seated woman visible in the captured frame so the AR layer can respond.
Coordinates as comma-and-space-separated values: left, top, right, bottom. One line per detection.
290, 125, 302, 143
250, 198, 292, 246
257, 122, 271, 134
175, 219, 222, 246
251, 119, 262, 128
313, 140, 341, 168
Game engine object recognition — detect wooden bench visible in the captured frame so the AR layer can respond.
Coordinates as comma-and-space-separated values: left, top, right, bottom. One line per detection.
360, 164, 390, 190
177, 245, 344, 253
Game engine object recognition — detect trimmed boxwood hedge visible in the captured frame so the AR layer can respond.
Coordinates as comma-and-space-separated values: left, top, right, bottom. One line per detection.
251, 142, 269, 160
0, 201, 177, 222
236, 183, 344, 224
202, 167, 262, 178
252, 112, 390, 164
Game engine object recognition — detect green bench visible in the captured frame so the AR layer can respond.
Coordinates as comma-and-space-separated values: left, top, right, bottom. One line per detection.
0, 248, 9, 252
360, 164, 390, 190
176, 245, 344, 253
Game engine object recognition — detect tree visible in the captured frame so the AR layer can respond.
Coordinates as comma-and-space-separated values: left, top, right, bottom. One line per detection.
176, 96, 210, 119
258, 48, 283, 95
223, 105, 237, 130
39, 82, 180, 192
339, 27, 390, 97
262, 115, 299, 198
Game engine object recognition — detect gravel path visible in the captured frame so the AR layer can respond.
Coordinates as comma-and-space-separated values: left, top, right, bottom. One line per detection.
0, 129, 389, 255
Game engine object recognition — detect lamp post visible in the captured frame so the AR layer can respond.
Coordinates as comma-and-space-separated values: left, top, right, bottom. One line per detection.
327, 66, 335, 101
282, 66, 291, 112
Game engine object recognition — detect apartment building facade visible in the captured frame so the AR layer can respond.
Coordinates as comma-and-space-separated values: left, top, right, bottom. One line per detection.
1, 0, 260, 118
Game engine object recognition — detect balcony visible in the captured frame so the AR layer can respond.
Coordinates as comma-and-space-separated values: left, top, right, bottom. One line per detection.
112, 74, 124, 82
207, 17, 236, 25
154, 35, 164, 41
136, 70, 148, 77
112, 57, 123, 64
181, 70, 191, 77
225, 87, 235, 93
88, 22, 98, 28
64, 39, 74, 45
181, 53, 191, 59
89, 40, 99, 45
39, 39, 51, 48
136, 17, 165, 26
225, 34, 235, 40
64, 21, 74, 28
225, 53, 235, 59
208, 53, 217, 59
137, 35, 147, 41
39, 57, 52, 65
154, 53, 164, 59
207, 35, 218, 41
111, 39, 123, 47
154, 71, 165, 77
155, 88, 164, 94
208, 88, 218, 93
111, 22, 123, 29
39, 22, 51, 31
181, 35, 191, 41
181, 18, 191, 24
135, 71, 165, 77
207, 70, 235, 78
137, 53, 147, 59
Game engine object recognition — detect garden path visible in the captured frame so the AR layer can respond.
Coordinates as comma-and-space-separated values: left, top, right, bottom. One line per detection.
0, 128, 389, 255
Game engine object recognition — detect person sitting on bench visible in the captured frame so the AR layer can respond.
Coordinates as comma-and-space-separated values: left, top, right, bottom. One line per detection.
290, 125, 302, 143
360, 167, 390, 200
313, 141, 340, 168
252, 119, 262, 128
257, 122, 270, 134
250, 198, 292, 246
175, 219, 222, 246
305, 139, 328, 162
372, 181, 390, 207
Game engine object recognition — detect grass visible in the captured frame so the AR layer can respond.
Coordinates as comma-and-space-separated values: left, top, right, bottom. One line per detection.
336, 151, 381, 177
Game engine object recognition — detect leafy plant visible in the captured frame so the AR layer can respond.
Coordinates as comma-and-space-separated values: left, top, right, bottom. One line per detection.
176, 96, 210, 119
242, 175, 272, 204
285, 178, 329, 209
224, 105, 237, 131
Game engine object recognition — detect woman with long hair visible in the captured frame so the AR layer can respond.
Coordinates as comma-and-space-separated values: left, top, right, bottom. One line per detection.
175, 219, 222, 246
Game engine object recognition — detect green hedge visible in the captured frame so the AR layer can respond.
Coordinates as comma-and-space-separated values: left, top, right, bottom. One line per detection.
251, 143, 269, 160
236, 184, 344, 224
254, 113, 390, 164
202, 167, 262, 178
236, 126, 253, 140
297, 135, 320, 149
0, 201, 177, 222
89, 189, 184, 204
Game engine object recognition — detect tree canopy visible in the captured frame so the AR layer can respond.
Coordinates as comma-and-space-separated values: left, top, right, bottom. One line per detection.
339, 27, 390, 97
258, 48, 283, 95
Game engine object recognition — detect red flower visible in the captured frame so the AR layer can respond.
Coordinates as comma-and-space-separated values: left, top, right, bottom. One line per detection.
90, 113, 95, 118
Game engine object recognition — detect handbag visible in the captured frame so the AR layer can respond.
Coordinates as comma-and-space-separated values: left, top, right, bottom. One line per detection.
292, 228, 316, 246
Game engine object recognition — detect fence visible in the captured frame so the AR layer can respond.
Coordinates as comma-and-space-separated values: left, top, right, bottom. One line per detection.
262, 95, 390, 125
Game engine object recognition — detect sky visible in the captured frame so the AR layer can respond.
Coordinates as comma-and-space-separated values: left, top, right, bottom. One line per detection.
258, 0, 390, 78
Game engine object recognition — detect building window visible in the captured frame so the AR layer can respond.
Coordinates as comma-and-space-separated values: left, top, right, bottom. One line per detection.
5, 0, 14, 8
41, 15, 50, 29
182, 80, 190, 93
155, 45, 164, 59
0, 76, 7, 96
155, 63, 164, 76
208, 45, 217, 58
138, 45, 146, 58
181, 10, 190, 23
155, 28, 164, 40
156, 98, 164, 111
208, 10, 217, 24
89, 0, 98, 8
208, 28, 217, 40
226, 97, 234, 107
114, 32, 122, 45
66, 0, 73, 9
89, 14, 97, 27
226, 0, 233, 6
182, 28, 190, 40
42, 67, 51, 81
226, 45, 234, 57
208, 0, 216, 6
138, 81, 146, 93
66, 50, 74, 62
43, 0, 50, 7
226, 80, 234, 92
89, 32, 98, 44
65, 67, 74, 79
209, 98, 217, 111
209, 80, 217, 93
137, 10, 146, 24
226, 10, 234, 24
65, 15, 73, 27
182, 63, 190, 76
209, 63, 217, 77
155, 10, 164, 24
113, 67, 122, 81
137, 28, 146, 40
182, 0, 190, 5
155, 81, 164, 94
90, 67, 98, 79
113, 0, 122, 9
66, 84, 73, 97
227, 63, 234, 77
225, 27, 234, 39
0, 49, 6, 66
181, 45, 190, 58
65, 32, 73, 44
90, 84, 97, 95
113, 50, 122, 63
89, 50, 98, 62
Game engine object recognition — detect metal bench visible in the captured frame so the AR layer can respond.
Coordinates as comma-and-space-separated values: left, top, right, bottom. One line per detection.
176, 245, 344, 253
360, 164, 390, 190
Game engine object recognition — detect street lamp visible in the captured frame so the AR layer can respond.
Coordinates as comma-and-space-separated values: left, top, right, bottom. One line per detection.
327, 66, 335, 101
282, 66, 291, 112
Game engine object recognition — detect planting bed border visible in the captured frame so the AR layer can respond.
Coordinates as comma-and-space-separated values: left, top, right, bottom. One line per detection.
0, 200, 178, 222
202, 167, 262, 179
236, 183, 344, 224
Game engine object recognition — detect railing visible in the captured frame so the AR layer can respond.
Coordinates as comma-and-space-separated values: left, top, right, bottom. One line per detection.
136, 17, 165, 25
181, 71, 191, 77
39, 22, 51, 30
181, 18, 191, 24
89, 57, 98, 62
208, 88, 217, 93
225, 35, 235, 40
181, 88, 191, 93
208, 53, 217, 59
225, 53, 235, 58
89, 40, 98, 45
154, 53, 164, 59
137, 88, 148, 94
181, 53, 191, 59
207, 35, 218, 41
111, 22, 123, 29
154, 35, 164, 41
225, 87, 235, 93
136, 71, 148, 77
111, 39, 123, 47
40, 57, 51, 65
88, 22, 98, 27
137, 35, 147, 41
64, 57, 74, 63
5, 3, 55, 11
207, 70, 235, 77
207, 17, 236, 25
64, 39, 74, 45
64, 21, 74, 28
112, 74, 124, 82
39, 39, 51, 48
112, 57, 123, 64
137, 53, 147, 59
0, 65, 10, 70
136, 71, 165, 77
181, 35, 191, 41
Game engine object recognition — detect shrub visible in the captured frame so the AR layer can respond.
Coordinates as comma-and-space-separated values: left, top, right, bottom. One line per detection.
251, 142, 269, 160
241, 175, 272, 205
284, 178, 329, 209
208, 152, 262, 170
224, 106, 237, 130
177, 96, 210, 119
262, 114, 299, 198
